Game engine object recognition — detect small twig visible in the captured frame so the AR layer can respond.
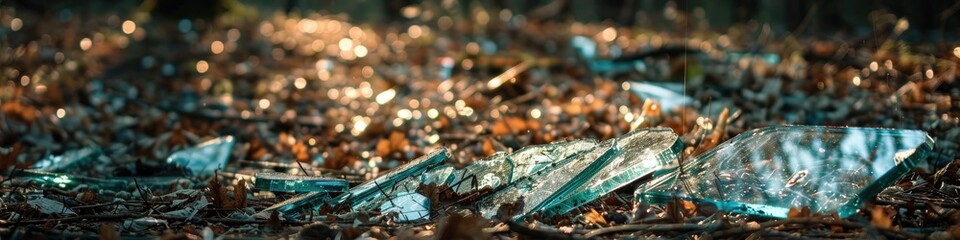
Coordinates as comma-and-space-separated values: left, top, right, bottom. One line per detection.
584, 222, 723, 239
504, 220, 576, 240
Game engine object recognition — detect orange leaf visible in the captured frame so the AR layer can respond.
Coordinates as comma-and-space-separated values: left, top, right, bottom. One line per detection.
869, 205, 894, 228
585, 209, 607, 225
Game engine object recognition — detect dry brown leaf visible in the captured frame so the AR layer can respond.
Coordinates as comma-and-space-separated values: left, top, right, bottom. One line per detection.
436, 213, 490, 240
481, 138, 496, 156
233, 179, 247, 209
246, 136, 268, 160
585, 209, 607, 225
80, 190, 98, 203
949, 224, 960, 239
266, 211, 282, 231
376, 138, 391, 157
1, 101, 38, 124
209, 179, 227, 208
787, 206, 811, 219
292, 141, 309, 162
99, 223, 120, 240
870, 205, 894, 228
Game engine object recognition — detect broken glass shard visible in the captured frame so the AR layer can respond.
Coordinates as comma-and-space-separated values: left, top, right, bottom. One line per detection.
628, 82, 694, 112
32, 147, 102, 172
166, 136, 235, 177
508, 138, 599, 183
257, 147, 450, 219
380, 192, 430, 222
479, 128, 681, 219
635, 126, 933, 218
13, 169, 129, 190
448, 152, 511, 193
479, 140, 614, 219
11, 169, 190, 191
543, 128, 682, 216
254, 172, 349, 193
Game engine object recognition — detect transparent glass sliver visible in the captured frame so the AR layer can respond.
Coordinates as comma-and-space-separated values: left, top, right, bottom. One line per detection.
32, 147, 102, 172
380, 192, 431, 222
543, 128, 682, 216
254, 172, 349, 193
635, 126, 933, 218
257, 147, 450, 219
479, 128, 680, 219
166, 136, 235, 177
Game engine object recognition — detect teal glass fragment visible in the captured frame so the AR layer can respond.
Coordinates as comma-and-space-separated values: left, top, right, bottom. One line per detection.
257, 147, 450, 219
32, 147, 102, 172
379, 192, 430, 222
166, 136, 235, 177
13, 169, 127, 190
479, 128, 681, 219
254, 172, 349, 193
11, 169, 189, 190
635, 126, 933, 218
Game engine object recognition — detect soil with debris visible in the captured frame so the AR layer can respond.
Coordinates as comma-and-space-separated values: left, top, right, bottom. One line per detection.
1, 2, 959, 239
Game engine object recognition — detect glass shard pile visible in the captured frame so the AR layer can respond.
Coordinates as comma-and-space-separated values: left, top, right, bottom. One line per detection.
254, 172, 349, 193
257, 147, 450, 219
635, 126, 933, 218
479, 128, 682, 219
166, 136, 235, 178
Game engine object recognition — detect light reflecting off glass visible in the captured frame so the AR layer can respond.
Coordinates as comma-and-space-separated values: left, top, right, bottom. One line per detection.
635, 126, 933, 218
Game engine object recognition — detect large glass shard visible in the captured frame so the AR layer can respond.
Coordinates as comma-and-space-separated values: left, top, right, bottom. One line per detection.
478, 128, 681, 219
32, 147, 102, 172
166, 136, 235, 177
635, 126, 933, 218
508, 139, 599, 182
379, 192, 430, 222
543, 128, 682, 216
394, 139, 596, 195
254, 172, 349, 193
10, 169, 189, 190
478, 140, 616, 219
257, 147, 450, 219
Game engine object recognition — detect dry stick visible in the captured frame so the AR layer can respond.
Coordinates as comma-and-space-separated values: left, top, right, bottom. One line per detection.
504, 220, 575, 240
709, 218, 926, 239
0, 213, 308, 226
132, 178, 161, 214
583, 222, 723, 239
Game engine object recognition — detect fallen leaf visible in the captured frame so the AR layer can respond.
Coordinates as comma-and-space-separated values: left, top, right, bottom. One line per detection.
870, 205, 894, 228
436, 213, 490, 240
266, 211, 282, 232
787, 206, 811, 219
233, 179, 247, 209
99, 223, 120, 240
585, 209, 607, 225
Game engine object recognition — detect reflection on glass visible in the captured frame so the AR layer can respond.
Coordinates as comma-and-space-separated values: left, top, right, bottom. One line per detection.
635, 126, 933, 218
257, 147, 449, 219
32, 147, 102, 172
479, 128, 681, 219
166, 136, 236, 177
254, 172, 349, 192
380, 192, 430, 222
